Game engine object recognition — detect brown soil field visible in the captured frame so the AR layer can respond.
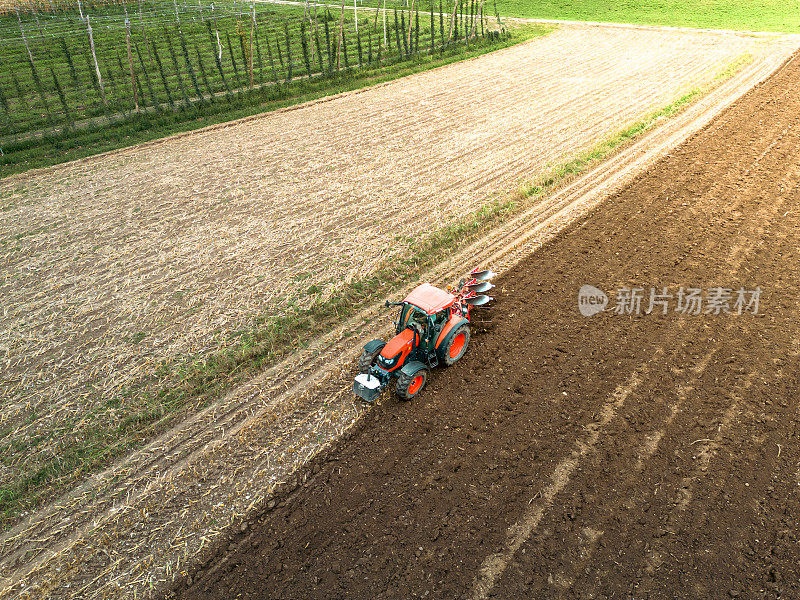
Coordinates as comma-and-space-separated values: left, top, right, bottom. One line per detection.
173, 46, 800, 600
1, 23, 799, 600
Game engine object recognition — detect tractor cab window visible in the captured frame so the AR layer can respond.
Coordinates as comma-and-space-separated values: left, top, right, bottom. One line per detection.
432, 310, 447, 329
400, 304, 428, 334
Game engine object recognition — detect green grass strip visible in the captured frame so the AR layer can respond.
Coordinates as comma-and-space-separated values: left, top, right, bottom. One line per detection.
495, 0, 800, 33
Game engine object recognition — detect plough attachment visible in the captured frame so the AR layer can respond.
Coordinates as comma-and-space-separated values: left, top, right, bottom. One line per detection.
466, 280, 495, 293
464, 294, 492, 306
469, 268, 497, 281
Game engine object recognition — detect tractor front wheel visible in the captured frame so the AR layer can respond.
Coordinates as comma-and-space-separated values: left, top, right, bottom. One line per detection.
396, 367, 429, 401
439, 324, 470, 366
358, 345, 384, 374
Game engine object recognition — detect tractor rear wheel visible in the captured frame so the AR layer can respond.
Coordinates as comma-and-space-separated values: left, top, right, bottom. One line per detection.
358, 345, 384, 374
396, 367, 429, 401
439, 324, 470, 366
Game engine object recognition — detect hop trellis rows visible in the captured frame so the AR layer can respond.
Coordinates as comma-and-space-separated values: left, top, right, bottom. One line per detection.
0, 0, 499, 150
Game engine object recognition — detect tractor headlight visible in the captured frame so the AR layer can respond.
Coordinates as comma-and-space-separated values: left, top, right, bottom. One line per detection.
378, 353, 400, 370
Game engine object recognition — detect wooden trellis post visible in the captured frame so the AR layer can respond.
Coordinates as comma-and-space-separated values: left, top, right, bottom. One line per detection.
311, 0, 318, 70
447, 0, 459, 41
469, 0, 485, 38
86, 17, 107, 105
336, 0, 345, 70
406, 0, 416, 49
212, 3, 222, 61
15, 9, 35, 65
382, 0, 388, 47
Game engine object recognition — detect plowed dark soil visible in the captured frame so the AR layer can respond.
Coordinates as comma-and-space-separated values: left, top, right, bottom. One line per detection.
173, 51, 800, 600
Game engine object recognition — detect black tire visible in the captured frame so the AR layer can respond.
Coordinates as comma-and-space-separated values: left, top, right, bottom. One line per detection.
396, 367, 429, 401
358, 344, 384, 374
438, 324, 470, 366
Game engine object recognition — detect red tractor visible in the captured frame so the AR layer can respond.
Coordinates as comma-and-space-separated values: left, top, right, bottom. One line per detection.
353, 268, 495, 402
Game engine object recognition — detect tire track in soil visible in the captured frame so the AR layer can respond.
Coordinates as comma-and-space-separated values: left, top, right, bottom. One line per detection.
535, 71, 800, 600
606, 191, 800, 598
175, 50, 800, 600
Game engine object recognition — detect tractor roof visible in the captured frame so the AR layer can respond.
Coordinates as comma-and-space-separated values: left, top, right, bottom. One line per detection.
404, 284, 455, 315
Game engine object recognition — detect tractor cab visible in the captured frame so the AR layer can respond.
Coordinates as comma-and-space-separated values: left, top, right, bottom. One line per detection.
397, 302, 429, 335
394, 284, 456, 353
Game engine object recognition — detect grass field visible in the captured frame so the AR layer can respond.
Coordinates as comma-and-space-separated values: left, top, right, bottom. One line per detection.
301, 0, 800, 33
494, 0, 800, 33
